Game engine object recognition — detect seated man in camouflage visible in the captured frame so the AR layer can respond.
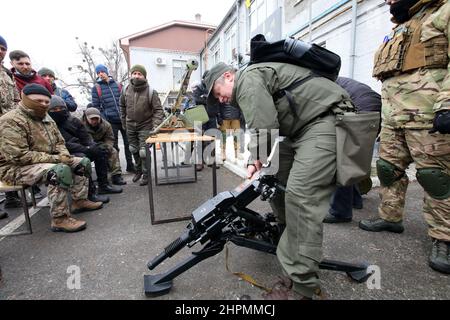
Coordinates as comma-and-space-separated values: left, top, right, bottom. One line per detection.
82, 107, 126, 186
0, 84, 103, 232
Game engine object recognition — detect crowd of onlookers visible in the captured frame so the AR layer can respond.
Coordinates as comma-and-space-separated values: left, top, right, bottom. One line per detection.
0, 34, 167, 232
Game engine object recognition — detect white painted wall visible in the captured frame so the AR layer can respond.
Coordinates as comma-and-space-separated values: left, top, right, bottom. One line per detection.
129, 47, 202, 93
285, 0, 393, 92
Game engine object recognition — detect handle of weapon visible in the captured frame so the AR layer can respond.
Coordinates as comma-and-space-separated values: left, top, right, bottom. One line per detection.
147, 232, 191, 270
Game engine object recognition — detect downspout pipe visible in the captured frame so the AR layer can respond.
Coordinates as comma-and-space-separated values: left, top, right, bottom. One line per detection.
236, 0, 241, 67
349, 0, 358, 78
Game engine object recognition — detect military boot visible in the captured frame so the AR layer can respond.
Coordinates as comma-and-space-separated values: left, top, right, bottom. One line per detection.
51, 217, 87, 233
139, 175, 148, 186
359, 218, 404, 233
4, 192, 32, 208
429, 239, 450, 274
126, 164, 136, 174
0, 208, 8, 220
98, 183, 123, 195
260, 275, 312, 300
112, 175, 127, 186
89, 193, 110, 204
71, 199, 103, 214
132, 171, 143, 183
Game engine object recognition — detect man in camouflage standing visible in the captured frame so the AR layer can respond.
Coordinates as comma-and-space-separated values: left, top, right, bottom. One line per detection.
0, 84, 103, 233
360, 0, 450, 274
0, 35, 21, 220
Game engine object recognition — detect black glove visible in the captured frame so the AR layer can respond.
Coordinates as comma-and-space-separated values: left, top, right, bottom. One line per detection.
430, 110, 450, 134
85, 145, 107, 160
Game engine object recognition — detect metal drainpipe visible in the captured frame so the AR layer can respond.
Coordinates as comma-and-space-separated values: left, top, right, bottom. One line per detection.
236, 0, 240, 67
349, 0, 358, 78
308, 0, 313, 42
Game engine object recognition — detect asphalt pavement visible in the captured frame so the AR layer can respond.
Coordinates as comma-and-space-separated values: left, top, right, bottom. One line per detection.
0, 160, 448, 300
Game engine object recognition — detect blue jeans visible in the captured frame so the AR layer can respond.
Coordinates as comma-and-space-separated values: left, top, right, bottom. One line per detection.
329, 185, 363, 219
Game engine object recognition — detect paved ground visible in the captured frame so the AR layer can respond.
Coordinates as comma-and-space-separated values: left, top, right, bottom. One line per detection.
0, 143, 448, 300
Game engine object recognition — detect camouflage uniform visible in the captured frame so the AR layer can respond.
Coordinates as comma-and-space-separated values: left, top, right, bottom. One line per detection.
0, 104, 89, 219
82, 115, 121, 176
372, 0, 450, 241
0, 66, 20, 115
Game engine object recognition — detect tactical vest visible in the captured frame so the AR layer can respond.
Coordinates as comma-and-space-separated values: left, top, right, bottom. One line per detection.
372, 1, 448, 81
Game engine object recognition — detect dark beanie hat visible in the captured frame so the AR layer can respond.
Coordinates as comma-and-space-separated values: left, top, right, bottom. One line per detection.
95, 64, 109, 75
38, 67, 56, 78
22, 84, 51, 99
0, 35, 7, 49
130, 64, 147, 78
49, 95, 67, 110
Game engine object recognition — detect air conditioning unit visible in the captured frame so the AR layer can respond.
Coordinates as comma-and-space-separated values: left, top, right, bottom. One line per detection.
155, 57, 167, 66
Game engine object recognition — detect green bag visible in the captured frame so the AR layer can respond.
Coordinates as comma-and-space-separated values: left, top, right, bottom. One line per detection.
334, 109, 380, 187
183, 105, 209, 127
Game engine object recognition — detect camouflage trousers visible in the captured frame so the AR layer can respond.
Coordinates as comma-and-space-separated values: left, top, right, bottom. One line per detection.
105, 144, 121, 176
13, 157, 89, 219
378, 127, 450, 241
128, 128, 151, 174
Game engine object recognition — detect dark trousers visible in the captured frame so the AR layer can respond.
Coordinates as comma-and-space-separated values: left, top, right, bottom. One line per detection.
111, 122, 133, 167
73, 152, 109, 187
329, 185, 363, 219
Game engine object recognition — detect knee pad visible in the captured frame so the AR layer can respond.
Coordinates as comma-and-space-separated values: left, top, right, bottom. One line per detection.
139, 148, 146, 159
73, 157, 92, 177
376, 159, 405, 187
417, 168, 450, 200
129, 145, 138, 154
46, 164, 73, 189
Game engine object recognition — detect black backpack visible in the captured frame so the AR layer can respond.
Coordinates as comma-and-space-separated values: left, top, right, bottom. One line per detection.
249, 34, 341, 81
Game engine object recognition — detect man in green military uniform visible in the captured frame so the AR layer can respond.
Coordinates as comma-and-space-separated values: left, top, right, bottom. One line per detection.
120, 65, 164, 186
360, 0, 450, 274
205, 62, 351, 299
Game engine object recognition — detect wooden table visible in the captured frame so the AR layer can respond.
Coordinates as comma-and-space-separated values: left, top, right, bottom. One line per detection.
145, 132, 218, 225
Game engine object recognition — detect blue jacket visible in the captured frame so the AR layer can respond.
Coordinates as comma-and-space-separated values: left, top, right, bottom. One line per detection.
54, 86, 78, 112
91, 77, 122, 124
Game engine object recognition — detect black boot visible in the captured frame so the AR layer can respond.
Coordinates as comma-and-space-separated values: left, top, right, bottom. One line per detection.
112, 175, 127, 186
4, 192, 32, 209
139, 175, 148, 186
98, 183, 123, 194
359, 218, 404, 233
133, 171, 143, 183
429, 239, 450, 274
89, 193, 110, 204
32, 185, 44, 199
0, 208, 8, 219
126, 164, 136, 174
323, 213, 352, 224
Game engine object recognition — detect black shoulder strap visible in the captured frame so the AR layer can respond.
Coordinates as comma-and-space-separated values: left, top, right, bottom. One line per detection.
272, 74, 318, 117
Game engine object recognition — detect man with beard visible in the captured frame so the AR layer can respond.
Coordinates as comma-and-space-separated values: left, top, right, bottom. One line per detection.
9, 50, 53, 200
38, 68, 77, 112
0, 84, 101, 232
48, 96, 122, 199
9, 50, 53, 94
120, 65, 164, 186
361, 0, 450, 274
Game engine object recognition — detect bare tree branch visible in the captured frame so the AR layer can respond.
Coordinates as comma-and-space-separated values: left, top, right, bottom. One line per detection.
68, 37, 128, 100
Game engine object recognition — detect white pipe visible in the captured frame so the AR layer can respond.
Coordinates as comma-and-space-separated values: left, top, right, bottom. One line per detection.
349, 0, 358, 78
